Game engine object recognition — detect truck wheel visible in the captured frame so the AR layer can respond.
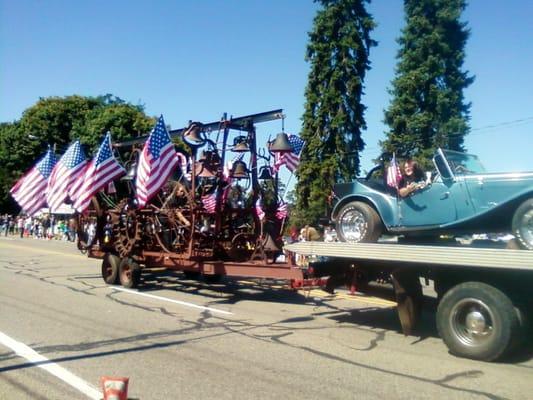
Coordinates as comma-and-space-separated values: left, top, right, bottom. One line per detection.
119, 257, 141, 289
335, 201, 382, 243
436, 282, 519, 361
512, 198, 533, 250
101, 253, 121, 285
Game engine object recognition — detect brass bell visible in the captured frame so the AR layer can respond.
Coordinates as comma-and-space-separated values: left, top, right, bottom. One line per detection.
269, 132, 293, 153
230, 160, 249, 179
182, 123, 205, 146
258, 166, 273, 180
232, 136, 249, 152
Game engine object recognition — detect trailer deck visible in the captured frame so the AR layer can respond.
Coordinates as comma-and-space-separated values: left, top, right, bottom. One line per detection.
285, 242, 533, 270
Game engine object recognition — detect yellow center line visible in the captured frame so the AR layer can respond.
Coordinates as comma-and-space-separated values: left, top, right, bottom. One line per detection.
307, 289, 397, 307
0, 241, 87, 259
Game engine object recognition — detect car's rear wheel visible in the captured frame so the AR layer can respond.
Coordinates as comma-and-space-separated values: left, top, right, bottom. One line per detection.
335, 201, 382, 243
512, 198, 533, 250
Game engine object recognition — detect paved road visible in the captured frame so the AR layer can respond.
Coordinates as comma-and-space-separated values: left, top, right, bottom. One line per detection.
1, 236, 532, 399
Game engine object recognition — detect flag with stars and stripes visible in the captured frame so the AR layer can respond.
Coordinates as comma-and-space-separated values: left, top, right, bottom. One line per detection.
72, 132, 126, 213
273, 134, 305, 173
136, 115, 181, 208
46, 141, 87, 212
386, 153, 402, 189
10, 149, 57, 216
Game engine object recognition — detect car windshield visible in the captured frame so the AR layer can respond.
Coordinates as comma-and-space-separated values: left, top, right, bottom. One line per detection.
442, 149, 486, 174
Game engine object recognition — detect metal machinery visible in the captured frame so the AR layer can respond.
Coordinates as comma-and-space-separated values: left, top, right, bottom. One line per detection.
77, 110, 310, 288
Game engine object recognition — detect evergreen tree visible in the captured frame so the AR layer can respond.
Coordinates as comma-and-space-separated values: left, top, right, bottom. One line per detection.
294, 0, 376, 226
382, 0, 474, 163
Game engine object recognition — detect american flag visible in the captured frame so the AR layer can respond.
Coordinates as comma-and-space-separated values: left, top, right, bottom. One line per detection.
202, 192, 217, 214
72, 132, 126, 213
46, 140, 87, 212
255, 198, 265, 220
273, 134, 305, 173
275, 202, 288, 220
386, 153, 402, 189
136, 115, 181, 208
10, 149, 57, 216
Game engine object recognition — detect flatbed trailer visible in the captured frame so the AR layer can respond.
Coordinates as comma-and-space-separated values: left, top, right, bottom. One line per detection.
285, 241, 533, 362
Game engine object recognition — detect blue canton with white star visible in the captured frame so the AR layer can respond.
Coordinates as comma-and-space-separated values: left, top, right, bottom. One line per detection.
148, 116, 171, 158
61, 140, 86, 167
36, 150, 57, 178
288, 135, 304, 155
95, 133, 113, 165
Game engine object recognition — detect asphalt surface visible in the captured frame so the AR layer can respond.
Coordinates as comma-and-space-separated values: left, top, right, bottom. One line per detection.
1, 236, 532, 399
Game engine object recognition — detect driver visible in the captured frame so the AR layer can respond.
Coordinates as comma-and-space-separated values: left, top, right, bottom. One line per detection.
398, 160, 426, 197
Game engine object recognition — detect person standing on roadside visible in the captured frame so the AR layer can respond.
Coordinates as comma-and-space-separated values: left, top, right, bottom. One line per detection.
18, 216, 25, 238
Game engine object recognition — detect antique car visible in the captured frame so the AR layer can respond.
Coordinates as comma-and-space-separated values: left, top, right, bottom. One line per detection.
331, 148, 533, 249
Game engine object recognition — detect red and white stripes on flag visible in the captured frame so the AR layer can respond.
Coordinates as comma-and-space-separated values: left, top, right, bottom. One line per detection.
136, 115, 180, 208
46, 141, 87, 212
202, 192, 217, 214
275, 202, 288, 220
386, 153, 402, 189
10, 149, 56, 216
273, 134, 305, 173
72, 132, 126, 213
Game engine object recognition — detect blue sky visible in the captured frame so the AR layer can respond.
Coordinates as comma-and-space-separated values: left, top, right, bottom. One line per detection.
1, 0, 532, 176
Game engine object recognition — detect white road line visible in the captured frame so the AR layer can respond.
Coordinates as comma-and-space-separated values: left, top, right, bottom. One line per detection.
112, 287, 234, 315
0, 331, 101, 400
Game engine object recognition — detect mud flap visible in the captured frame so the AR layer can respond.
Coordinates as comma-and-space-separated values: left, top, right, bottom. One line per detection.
391, 269, 423, 335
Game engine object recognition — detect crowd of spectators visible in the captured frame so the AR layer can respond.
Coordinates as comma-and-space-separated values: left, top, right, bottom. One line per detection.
0, 214, 77, 241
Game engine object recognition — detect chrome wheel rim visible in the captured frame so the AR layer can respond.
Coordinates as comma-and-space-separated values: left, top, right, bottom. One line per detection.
340, 209, 367, 242
518, 208, 533, 247
449, 298, 495, 347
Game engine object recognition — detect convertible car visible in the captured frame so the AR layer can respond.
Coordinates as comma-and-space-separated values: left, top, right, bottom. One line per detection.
331, 149, 533, 250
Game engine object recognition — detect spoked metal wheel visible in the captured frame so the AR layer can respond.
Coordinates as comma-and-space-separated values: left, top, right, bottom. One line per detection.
335, 201, 382, 243
512, 198, 533, 250
340, 209, 368, 242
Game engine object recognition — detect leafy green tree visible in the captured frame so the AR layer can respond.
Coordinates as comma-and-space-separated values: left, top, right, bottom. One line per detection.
0, 95, 154, 213
294, 0, 376, 226
381, 0, 474, 163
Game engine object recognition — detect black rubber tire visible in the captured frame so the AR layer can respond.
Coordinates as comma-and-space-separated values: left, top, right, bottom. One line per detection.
505, 239, 521, 250
511, 198, 533, 250
101, 253, 121, 285
183, 270, 201, 280
203, 274, 222, 284
335, 201, 382, 243
436, 282, 519, 361
118, 257, 142, 289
